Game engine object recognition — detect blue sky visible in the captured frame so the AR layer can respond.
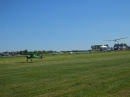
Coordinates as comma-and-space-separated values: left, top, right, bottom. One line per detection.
0, 0, 130, 52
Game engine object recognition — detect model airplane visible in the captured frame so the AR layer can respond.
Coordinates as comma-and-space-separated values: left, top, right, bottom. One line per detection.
105, 37, 128, 42
26, 54, 42, 62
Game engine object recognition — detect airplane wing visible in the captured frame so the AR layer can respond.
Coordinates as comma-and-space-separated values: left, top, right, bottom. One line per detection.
119, 37, 128, 39
104, 37, 128, 41
104, 40, 113, 41
115, 39, 121, 40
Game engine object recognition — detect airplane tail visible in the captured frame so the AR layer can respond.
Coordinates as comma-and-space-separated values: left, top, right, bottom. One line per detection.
33, 54, 38, 58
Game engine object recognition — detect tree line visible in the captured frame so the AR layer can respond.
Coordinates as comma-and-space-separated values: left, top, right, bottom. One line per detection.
19, 50, 58, 55
114, 43, 127, 47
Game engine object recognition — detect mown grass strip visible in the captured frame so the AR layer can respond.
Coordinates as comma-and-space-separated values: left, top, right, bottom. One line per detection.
0, 51, 130, 97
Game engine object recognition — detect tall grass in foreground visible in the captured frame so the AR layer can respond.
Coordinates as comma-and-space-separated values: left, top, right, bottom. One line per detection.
0, 51, 130, 97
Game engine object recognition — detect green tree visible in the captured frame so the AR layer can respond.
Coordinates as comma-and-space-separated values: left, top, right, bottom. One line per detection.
20, 50, 24, 55
24, 49, 28, 54
42, 50, 47, 54
114, 43, 127, 47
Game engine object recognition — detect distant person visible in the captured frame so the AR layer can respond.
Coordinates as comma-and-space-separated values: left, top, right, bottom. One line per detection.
39, 53, 43, 59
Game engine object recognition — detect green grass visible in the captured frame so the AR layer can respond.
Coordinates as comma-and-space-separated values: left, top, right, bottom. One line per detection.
0, 51, 130, 97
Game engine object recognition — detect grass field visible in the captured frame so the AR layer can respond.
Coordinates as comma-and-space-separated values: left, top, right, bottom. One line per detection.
0, 51, 130, 97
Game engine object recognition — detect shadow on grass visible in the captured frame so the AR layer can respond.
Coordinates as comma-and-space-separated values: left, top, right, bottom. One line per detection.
16, 57, 46, 64
20, 62, 35, 63
22, 60, 44, 63
18, 59, 43, 63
